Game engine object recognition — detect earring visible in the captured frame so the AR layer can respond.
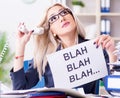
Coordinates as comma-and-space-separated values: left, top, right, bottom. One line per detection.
53, 33, 56, 37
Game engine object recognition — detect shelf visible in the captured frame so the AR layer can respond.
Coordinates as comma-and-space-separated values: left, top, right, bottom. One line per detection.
67, 0, 120, 42
75, 13, 96, 16
113, 37, 120, 41
101, 13, 120, 16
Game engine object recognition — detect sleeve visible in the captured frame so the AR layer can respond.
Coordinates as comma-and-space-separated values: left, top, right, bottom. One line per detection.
10, 60, 39, 90
102, 49, 110, 86
103, 49, 110, 74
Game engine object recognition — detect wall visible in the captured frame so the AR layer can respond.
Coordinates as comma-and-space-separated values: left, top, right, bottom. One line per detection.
0, 0, 52, 60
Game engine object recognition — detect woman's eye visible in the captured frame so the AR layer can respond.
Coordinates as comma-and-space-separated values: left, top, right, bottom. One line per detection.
61, 10, 67, 15
50, 16, 57, 22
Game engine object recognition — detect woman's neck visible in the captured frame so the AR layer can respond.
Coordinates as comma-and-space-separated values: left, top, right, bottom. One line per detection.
60, 33, 78, 49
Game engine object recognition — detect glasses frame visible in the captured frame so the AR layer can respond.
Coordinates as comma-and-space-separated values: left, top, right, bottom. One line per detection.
48, 8, 72, 25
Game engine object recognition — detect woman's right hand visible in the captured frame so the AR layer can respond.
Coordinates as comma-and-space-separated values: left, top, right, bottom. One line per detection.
16, 22, 32, 46
13, 23, 33, 72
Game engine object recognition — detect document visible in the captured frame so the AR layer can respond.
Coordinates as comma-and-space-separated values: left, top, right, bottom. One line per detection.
47, 40, 108, 88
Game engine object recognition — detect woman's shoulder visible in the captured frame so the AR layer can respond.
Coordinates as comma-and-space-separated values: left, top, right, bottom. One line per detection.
78, 35, 89, 43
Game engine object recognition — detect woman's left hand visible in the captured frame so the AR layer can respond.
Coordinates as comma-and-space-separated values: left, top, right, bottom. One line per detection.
94, 34, 115, 54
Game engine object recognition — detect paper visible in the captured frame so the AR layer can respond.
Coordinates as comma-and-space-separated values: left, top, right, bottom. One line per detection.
47, 40, 108, 88
1, 87, 87, 98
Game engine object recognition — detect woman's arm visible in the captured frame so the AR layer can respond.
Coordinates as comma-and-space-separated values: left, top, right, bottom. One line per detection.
10, 61, 39, 90
11, 23, 38, 90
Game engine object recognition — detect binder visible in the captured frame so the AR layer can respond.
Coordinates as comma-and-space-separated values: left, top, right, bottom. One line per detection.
101, 19, 110, 35
105, 19, 111, 35
101, 19, 106, 34
105, 0, 110, 12
101, 0, 110, 12
101, 0, 106, 12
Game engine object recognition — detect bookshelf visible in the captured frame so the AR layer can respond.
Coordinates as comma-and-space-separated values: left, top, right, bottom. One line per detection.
66, 0, 120, 43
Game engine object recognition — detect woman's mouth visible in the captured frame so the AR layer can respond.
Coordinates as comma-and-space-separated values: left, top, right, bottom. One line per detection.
62, 22, 70, 28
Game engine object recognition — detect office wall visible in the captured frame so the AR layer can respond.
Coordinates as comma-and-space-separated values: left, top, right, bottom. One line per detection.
0, 0, 52, 60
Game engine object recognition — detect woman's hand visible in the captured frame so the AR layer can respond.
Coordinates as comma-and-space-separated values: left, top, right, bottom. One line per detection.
16, 22, 32, 46
94, 34, 117, 62
15, 23, 33, 59
94, 34, 115, 53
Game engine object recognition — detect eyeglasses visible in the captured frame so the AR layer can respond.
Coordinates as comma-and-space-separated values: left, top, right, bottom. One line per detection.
48, 8, 72, 24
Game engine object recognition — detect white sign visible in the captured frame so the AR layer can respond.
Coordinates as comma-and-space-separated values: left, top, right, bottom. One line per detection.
47, 40, 108, 88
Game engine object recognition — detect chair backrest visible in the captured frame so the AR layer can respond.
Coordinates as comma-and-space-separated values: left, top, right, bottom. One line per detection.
24, 60, 45, 88
95, 80, 100, 94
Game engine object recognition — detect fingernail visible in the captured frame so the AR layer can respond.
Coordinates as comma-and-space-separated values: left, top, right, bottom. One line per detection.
96, 45, 99, 48
32, 30, 34, 32
93, 42, 96, 44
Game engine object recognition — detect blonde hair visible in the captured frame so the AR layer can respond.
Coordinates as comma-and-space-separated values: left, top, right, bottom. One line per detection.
33, 3, 86, 78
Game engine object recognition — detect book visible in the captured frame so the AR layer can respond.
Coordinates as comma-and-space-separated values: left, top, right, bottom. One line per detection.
28, 91, 66, 98
29, 95, 66, 98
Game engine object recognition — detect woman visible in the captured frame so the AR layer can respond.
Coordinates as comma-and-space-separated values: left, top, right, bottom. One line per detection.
10, 3, 116, 94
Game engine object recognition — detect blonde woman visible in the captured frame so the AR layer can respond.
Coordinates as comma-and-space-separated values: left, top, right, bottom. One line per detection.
10, 3, 116, 94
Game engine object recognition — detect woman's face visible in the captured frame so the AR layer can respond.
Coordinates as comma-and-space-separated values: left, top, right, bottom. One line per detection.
47, 5, 76, 38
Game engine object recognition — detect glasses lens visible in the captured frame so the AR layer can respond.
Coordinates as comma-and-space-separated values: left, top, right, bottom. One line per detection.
49, 15, 58, 24
60, 9, 69, 16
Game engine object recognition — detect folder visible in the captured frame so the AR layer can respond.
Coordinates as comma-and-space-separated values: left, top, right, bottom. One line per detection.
101, 19, 106, 34
105, 75, 120, 91
105, 19, 111, 35
101, 19, 110, 35
101, 0, 110, 12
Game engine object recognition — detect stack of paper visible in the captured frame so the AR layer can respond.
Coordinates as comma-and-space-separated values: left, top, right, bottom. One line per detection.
0, 87, 93, 98
104, 42, 120, 97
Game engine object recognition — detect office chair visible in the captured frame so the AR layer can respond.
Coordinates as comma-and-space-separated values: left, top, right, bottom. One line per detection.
95, 80, 100, 94
23, 60, 45, 88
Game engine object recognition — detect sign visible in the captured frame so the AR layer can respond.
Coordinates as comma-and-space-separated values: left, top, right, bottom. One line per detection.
47, 40, 108, 88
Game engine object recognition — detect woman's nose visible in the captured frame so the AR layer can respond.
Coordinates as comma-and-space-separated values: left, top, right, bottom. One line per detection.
59, 15, 65, 22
